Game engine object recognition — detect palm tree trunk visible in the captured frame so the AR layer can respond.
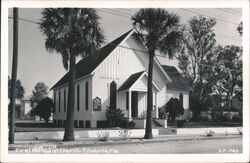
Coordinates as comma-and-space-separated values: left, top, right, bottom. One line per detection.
63, 49, 76, 141
9, 8, 18, 144
63, 9, 75, 141
144, 50, 154, 139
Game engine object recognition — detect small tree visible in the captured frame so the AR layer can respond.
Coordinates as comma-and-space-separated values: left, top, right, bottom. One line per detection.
178, 16, 217, 119
30, 82, 49, 108
8, 76, 25, 100
165, 98, 184, 124
8, 77, 25, 124
237, 21, 242, 36
34, 97, 54, 124
106, 107, 126, 127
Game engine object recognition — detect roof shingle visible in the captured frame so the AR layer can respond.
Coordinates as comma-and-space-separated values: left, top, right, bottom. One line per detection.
161, 65, 192, 92
51, 29, 134, 90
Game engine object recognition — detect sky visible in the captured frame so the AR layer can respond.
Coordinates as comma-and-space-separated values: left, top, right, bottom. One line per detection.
8, 8, 242, 97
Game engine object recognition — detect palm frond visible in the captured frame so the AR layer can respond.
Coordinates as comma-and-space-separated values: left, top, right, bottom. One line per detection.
131, 8, 182, 57
40, 8, 105, 70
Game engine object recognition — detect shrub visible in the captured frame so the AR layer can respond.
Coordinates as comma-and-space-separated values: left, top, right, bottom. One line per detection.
97, 131, 110, 141
232, 115, 242, 122
97, 120, 110, 128
119, 129, 132, 140
106, 106, 126, 127
128, 121, 136, 129
200, 115, 212, 122
165, 98, 184, 124
33, 97, 54, 123
218, 114, 230, 122
205, 130, 215, 137
159, 107, 167, 119
176, 120, 185, 128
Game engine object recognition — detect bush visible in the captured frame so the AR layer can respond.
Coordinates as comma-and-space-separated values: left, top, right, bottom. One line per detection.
128, 121, 136, 129
119, 129, 132, 140
159, 107, 167, 119
165, 98, 184, 124
97, 131, 110, 141
97, 121, 110, 128
106, 107, 126, 127
200, 115, 212, 122
218, 114, 230, 122
176, 120, 185, 128
232, 115, 242, 122
33, 97, 54, 123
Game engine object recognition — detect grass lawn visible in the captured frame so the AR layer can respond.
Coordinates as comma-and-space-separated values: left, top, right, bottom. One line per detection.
14, 120, 242, 132
168, 121, 242, 128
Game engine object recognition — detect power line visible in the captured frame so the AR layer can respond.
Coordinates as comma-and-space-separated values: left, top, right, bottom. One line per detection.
9, 14, 242, 43
227, 8, 242, 14
97, 9, 130, 18
9, 9, 241, 41
8, 15, 242, 72
104, 8, 241, 39
108, 8, 133, 16
180, 8, 239, 26
218, 8, 242, 16
8, 16, 39, 25
104, 41, 242, 73
214, 31, 241, 42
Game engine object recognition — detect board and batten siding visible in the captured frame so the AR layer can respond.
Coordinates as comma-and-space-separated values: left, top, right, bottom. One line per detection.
53, 76, 93, 126
92, 36, 170, 122
92, 39, 146, 121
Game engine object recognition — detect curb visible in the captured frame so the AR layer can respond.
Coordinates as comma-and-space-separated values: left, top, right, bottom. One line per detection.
9, 134, 242, 150
58, 135, 242, 148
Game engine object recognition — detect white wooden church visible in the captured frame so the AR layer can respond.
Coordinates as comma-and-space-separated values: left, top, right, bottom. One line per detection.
51, 29, 192, 128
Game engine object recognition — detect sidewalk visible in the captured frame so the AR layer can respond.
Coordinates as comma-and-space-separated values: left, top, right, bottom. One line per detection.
9, 133, 242, 151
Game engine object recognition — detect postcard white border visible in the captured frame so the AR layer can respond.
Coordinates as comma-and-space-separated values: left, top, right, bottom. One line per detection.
1, 0, 249, 162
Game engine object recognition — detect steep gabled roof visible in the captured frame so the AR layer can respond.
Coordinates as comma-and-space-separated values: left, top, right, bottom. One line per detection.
51, 29, 134, 90
161, 65, 192, 92
118, 71, 145, 91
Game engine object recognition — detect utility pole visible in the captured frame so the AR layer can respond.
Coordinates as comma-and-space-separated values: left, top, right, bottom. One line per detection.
9, 8, 19, 144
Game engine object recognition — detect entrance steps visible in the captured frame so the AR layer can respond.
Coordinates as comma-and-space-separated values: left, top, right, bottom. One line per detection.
152, 119, 163, 128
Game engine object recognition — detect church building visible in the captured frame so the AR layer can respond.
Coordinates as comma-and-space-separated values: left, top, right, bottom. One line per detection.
51, 29, 192, 128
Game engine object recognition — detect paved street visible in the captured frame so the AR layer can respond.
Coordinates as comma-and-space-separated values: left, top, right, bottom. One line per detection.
11, 137, 241, 154
80, 137, 242, 154
72, 137, 242, 154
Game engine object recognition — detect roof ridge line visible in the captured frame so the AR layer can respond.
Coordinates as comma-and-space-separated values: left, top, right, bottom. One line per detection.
51, 29, 135, 90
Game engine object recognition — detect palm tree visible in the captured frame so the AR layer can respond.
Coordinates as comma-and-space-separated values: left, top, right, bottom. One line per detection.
9, 8, 19, 144
132, 8, 182, 139
40, 8, 104, 141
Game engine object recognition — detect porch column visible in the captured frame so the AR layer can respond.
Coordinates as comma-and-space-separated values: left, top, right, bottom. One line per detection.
128, 90, 132, 120
155, 93, 158, 118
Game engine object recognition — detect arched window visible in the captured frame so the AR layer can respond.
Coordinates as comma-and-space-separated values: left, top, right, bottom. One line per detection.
53, 92, 56, 113
77, 85, 80, 111
110, 81, 117, 109
64, 89, 66, 112
59, 91, 61, 112
85, 82, 89, 110
179, 92, 183, 106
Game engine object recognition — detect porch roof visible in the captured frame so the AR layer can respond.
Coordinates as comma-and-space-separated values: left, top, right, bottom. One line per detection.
118, 71, 144, 91
118, 71, 159, 91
